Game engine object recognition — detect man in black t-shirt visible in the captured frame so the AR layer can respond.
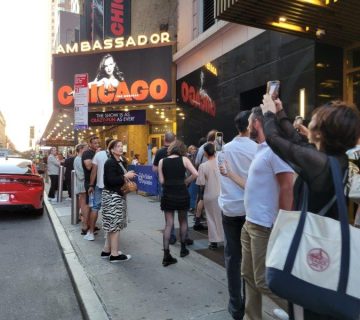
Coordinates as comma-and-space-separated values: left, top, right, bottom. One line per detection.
63, 149, 75, 198
81, 136, 100, 240
153, 132, 193, 246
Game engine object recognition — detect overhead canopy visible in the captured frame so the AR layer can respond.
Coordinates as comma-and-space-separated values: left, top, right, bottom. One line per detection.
215, 0, 360, 47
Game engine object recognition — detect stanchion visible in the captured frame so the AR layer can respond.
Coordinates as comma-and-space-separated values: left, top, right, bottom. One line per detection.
57, 165, 64, 202
71, 170, 79, 225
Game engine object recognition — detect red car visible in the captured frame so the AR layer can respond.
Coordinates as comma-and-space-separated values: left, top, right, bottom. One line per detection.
0, 157, 44, 215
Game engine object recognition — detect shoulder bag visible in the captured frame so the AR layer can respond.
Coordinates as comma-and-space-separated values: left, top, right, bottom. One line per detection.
118, 161, 137, 195
265, 156, 360, 319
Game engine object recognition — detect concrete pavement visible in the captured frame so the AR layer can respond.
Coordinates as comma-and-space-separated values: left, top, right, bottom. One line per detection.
45, 192, 279, 320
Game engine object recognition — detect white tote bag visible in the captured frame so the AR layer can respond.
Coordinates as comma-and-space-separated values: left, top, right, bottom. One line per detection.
266, 157, 360, 320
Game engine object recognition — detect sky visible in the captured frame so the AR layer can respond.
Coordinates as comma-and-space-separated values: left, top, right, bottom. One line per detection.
0, 1, 52, 151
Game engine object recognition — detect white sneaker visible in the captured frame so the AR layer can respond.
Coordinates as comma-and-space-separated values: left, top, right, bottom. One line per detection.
64, 197, 72, 201
84, 232, 95, 241
48, 197, 56, 202
273, 308, 289, 320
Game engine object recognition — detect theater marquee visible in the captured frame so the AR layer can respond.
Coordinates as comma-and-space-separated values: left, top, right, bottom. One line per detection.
53, 45, 173, 109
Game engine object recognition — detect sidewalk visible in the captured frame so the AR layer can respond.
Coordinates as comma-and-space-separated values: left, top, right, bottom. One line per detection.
46, 191, 279, 320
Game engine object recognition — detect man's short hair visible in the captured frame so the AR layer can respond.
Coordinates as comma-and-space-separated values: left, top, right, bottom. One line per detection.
207, 129, 217, 142
204, 143, 215, 156
89, 136, 99, 143
251, 106, 264, 126
164, 132, 176, 144
235, 110, 251, 133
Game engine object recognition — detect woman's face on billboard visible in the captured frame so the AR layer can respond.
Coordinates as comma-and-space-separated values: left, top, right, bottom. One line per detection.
104, 57, 115, 77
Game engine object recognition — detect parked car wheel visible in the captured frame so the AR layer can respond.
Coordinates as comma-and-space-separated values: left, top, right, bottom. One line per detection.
34, 206, 44, 216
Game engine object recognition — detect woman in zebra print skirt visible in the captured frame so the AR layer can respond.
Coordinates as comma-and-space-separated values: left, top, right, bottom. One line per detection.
101, 140, 136, 263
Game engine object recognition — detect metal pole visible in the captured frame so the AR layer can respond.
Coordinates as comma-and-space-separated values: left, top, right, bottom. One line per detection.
71, 170, 79, 224
57, 165, 64, 202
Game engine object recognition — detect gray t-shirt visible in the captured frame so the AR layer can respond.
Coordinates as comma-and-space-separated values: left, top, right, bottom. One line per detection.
47, 154, 60, 175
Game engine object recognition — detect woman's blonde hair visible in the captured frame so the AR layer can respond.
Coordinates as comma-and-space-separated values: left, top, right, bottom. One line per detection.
75, 143, 87, 153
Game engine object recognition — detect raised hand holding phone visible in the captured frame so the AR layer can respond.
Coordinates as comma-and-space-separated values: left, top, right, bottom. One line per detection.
261, 93, 276, 114
267, 80, 280, 100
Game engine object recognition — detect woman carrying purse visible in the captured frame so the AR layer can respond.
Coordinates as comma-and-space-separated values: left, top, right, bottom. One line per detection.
101, 139, 136, 263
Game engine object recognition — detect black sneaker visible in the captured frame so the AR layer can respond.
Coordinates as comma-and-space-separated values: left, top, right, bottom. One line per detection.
208, 242, 218, 250
169, 235, 177, 245
193, 223, 207, 231
180, 247, 189, 257
101, 251, 122, 259
185, 238, 194, 245
109, 254, 131, 263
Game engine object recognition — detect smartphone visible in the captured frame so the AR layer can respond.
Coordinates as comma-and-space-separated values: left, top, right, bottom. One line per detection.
294, 116, 304, 126
215, 132, 223, 152
266, 80, 280, 100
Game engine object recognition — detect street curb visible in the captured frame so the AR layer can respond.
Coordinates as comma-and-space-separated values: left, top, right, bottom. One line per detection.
45, 196, 109, 320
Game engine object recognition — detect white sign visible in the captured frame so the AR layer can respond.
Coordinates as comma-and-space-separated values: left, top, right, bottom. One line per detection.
74, 74, 89, 130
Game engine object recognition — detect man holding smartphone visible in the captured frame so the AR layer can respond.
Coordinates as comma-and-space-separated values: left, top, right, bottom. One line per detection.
218, 111, 257, 320
242, 106, 294, 320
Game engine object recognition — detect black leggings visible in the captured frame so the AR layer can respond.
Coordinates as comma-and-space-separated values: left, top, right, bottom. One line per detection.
163, 210, 188, 250
48, 175, 59, 198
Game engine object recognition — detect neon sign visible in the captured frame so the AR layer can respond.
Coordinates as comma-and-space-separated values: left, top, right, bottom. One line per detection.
55, 32, 171, 55
205, 62, 218, 76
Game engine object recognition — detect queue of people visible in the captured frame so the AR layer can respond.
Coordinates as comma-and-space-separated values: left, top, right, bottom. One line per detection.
42, 94, 360, 320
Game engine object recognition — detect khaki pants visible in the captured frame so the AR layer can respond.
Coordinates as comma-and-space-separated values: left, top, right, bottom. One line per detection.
241, 220, 287, 320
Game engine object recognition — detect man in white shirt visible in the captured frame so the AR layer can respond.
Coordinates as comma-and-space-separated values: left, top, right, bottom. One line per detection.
242, 107, 294, 319
218, 111, 257, 320
86, 138, 113, 241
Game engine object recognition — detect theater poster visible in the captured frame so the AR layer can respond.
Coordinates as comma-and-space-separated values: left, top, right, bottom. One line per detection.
176, 64, 218, 118
53, 45, 173, 110
103, 0, 131, 38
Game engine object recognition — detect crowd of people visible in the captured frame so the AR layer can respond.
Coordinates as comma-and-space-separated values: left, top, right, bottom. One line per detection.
41, 93, 360, 320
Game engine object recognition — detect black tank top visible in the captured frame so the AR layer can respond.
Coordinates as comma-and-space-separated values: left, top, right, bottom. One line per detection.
162, 157, 186, 185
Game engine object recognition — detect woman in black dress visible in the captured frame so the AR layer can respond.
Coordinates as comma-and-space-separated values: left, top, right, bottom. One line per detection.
101, 140, 136, 263
261, 94, 360, 319
158, 140, 198, 266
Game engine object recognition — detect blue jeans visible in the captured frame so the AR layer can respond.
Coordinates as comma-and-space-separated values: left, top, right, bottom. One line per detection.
222, 213, 246, 319
92, 186, 103, 213
188, 181, 198, 209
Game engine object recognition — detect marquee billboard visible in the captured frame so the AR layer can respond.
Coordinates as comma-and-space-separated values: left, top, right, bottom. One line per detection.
53, 44, 173, 110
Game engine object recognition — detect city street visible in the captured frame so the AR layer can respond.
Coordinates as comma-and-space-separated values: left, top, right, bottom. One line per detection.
47, 191, 278, 320
0, 209, 83, 320
1, 1, 358, 319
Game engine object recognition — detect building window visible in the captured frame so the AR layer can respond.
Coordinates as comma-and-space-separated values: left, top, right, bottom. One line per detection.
345, 46, 360, 109
203, 0, 215, 32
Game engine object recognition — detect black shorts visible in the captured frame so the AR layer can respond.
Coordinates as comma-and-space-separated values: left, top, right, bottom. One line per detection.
84, 181, 90, 204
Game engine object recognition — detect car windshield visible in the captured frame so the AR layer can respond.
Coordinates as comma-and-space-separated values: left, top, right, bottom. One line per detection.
0, 158, 33, 174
